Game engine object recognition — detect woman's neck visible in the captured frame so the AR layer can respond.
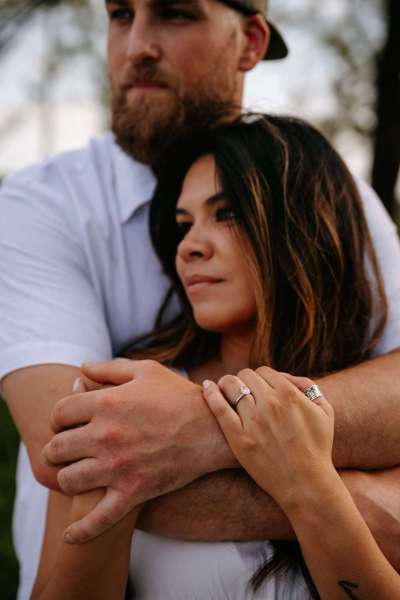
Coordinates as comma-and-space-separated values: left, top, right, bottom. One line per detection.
219, 329, 254, 375
187, 328, 254, 385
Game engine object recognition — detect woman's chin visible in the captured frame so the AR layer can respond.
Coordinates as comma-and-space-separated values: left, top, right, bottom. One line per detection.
193, 312, 244, 335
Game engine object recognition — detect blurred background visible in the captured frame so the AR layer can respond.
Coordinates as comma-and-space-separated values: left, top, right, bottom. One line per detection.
0, 0, 399, 597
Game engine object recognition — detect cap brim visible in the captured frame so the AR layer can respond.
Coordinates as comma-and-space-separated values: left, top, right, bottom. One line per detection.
264, 21, 288, 60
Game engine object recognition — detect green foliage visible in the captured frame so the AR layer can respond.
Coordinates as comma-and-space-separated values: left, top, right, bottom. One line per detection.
0, 399, 20, 599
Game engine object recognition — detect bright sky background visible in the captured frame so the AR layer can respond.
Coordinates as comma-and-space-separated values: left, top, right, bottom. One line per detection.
0, 0, 387, 185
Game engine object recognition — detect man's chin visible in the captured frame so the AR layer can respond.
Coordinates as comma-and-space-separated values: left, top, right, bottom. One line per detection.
112, 100, 183, 166
111, 91, 236, 166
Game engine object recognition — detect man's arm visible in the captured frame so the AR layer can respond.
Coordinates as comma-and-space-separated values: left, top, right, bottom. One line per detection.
318, 348, 400, 468
137, 467, 400, 571
2, 364, 81, 489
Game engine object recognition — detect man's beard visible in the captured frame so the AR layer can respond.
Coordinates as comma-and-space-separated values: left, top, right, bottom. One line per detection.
111, 62, 237, 167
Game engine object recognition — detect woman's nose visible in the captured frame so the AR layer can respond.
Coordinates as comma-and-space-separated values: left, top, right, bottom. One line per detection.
177, 228, 213, 262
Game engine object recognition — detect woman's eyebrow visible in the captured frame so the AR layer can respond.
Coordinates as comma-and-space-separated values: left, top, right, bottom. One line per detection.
175, 193, 227, 216
175, 207, 189, 216
206, 192, 226, 205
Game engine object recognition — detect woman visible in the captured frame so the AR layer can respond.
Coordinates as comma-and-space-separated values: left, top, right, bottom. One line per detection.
32, 114, 397, 599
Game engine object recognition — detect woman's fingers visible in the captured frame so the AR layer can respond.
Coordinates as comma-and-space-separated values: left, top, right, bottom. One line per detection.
77, 373, 111, 392
278, 371, 333, 419
279, 371, 316, 392
80, 358, 135, 386
216, 374, 256, 423
310, 393, 335, 420
202, 380, 243, 437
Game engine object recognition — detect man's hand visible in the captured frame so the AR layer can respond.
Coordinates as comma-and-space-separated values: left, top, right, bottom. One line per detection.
43, 359, 235, 543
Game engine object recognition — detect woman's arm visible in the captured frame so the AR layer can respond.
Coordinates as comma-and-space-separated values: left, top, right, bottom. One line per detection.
284, 469, 399, 600
203, 368, 400, 599
31, 490, 139, 600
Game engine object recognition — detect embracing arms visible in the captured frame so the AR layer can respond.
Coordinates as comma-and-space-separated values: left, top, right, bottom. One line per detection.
5, 348, 400, 493
39, 355, 400, 564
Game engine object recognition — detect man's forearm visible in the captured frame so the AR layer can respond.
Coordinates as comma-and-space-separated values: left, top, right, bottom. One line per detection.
317, 349, 400, 468
138, 467, 400, 571
137, 469, 293, 541
2, 364, 81, 489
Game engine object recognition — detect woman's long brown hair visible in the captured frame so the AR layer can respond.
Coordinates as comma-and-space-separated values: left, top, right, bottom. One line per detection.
125, 114, 388, 597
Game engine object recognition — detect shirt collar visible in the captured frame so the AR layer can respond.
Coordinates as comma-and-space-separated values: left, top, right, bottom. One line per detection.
112, 138, 157, 224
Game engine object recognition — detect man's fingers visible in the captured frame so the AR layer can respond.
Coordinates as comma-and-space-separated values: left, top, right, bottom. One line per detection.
64, 488, 133, 544
81, 359, 135, 386
57, 458, 110, 495
43, 425, 95, 466
202, 380, 242, 436
51, 393, 96, 433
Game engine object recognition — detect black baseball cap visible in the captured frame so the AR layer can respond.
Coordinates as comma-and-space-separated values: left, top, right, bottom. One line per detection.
220, 0, 288, 60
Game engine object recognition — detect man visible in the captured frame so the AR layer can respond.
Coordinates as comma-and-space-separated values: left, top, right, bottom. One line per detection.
1, 0, 400, 597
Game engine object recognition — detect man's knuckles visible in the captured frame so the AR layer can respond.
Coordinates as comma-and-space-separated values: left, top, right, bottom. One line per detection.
96, 390, 121, 413
92, 423, 124, 449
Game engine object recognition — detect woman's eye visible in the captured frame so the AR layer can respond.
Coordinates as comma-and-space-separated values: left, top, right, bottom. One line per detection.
215, 207, 236, 223
176, 222, 192, 237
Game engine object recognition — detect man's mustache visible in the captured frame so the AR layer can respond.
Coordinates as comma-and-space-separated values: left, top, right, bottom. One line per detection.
120, 64, 176, 91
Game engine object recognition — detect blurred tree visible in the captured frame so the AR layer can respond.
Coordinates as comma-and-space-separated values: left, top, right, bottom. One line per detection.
0, 0, 108, 157
371, 0, 400, 217
0, 1, 87, 54
270, 0, 398, 217
0, 399, 19, 600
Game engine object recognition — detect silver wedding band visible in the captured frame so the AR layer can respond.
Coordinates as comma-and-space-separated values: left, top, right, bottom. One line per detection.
232, 385, 252, 408
303, 384, 323, 402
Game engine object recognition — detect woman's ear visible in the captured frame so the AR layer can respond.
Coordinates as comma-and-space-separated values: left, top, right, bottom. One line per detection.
238, 15, 270, 72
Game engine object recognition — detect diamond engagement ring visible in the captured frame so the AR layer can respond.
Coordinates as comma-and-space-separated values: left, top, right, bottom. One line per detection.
303, 384, 323, 402
232, 385, 252, 408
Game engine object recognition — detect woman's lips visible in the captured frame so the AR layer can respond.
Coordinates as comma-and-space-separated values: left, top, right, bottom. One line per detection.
184, 275, 223, 290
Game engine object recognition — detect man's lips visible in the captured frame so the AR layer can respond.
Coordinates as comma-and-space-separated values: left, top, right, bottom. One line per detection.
124, 81, 168, 92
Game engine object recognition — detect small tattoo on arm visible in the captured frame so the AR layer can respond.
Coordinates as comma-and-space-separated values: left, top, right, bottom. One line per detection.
338, 580, 360, 599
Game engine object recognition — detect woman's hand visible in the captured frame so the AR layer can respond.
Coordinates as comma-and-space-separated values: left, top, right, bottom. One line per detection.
202, 367, 335, 512
72, 358, 137, 393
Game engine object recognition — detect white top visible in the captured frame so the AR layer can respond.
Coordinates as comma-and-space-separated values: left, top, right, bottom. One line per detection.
1, 134, 400, 600
130, 531, 309, 599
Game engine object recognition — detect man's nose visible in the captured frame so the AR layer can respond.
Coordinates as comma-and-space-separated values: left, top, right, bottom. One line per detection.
126, 15, 162, 63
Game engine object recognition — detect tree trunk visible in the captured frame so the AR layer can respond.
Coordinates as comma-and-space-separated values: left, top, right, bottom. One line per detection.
371, 0, 400, 218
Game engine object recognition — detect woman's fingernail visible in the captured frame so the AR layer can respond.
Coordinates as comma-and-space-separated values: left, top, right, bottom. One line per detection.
81, 362, 92, 369
42, 445, 49, 461
64, 531, 75, 544
72, 377, 81, 393
202, 380, 211, 390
